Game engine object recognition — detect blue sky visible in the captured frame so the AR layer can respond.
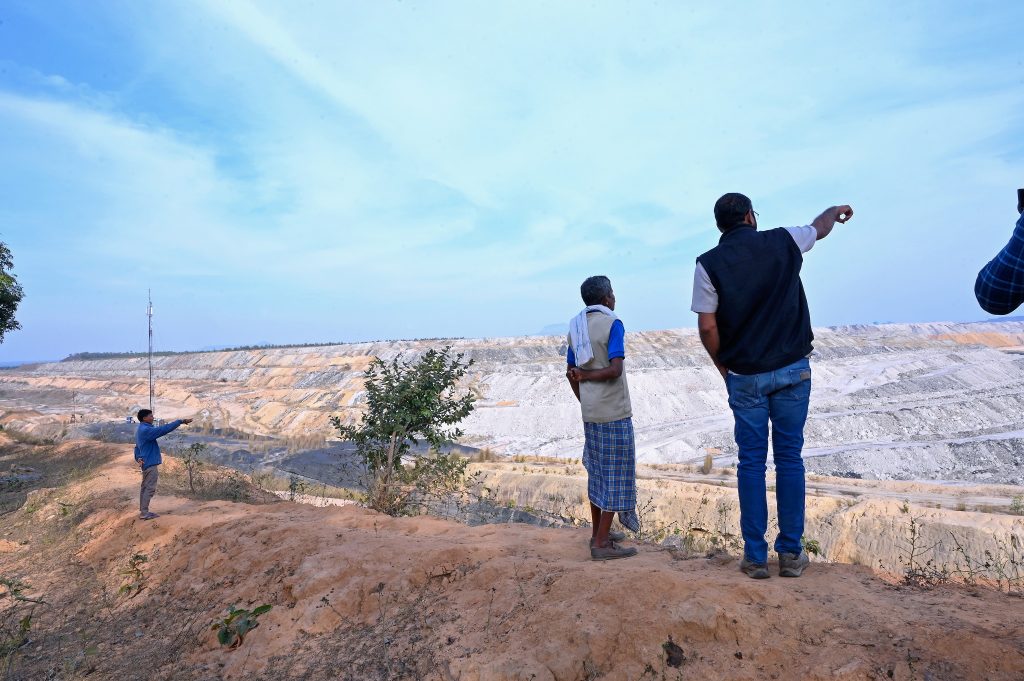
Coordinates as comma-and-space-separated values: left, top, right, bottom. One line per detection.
1, 1, 1022, 360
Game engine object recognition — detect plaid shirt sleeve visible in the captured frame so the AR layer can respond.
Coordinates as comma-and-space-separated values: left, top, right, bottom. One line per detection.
976, 213, 1024, 315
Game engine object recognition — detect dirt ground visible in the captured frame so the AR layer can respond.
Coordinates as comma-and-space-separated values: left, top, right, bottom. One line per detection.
1, 439, 1023, 680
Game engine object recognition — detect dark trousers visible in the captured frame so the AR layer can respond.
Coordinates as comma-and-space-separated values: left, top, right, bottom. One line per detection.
140, 465, 160, 513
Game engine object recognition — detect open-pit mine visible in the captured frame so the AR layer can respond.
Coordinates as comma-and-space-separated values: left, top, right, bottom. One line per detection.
3, 321, 1024, 485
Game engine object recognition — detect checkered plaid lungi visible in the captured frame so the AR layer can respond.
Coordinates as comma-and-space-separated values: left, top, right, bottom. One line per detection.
582, 417, 639, 532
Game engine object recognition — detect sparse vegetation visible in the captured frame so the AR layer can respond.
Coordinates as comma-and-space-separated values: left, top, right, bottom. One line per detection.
893, 516, 1024, 594
1, 577, 44, 674
181, 442, 206, 493
287, 473, 308, 501
895, 516, 944, 587
633, 495, 680, 543
700, 452, 713, 475
3, 428, 56, 446
212, 604, 272, 649
802, 537, 822, 557
248, 470, 358, 502
471, 447, 499, 462
1009, 495, 1024, 516
117, 553, 148, 598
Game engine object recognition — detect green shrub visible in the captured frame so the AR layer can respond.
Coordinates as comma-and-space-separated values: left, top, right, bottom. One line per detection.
212, 604, 272, 648
118, 553, 148, 598
1009, 495, 1024, 516
801, 537, 822, 557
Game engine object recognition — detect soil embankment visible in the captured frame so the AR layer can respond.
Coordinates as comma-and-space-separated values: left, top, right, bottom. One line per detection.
469, 460, 1024, 574
2, 440, 1023, 680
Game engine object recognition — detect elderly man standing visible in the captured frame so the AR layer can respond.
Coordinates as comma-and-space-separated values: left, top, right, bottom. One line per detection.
566, 275, 639, 560
692, 193, 852, 579
134, 409, 191, 520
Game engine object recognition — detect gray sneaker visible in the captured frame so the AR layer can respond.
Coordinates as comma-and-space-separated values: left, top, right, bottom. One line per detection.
591, 543, 638, 561
739, 556, 770, 579
778, 551, 809, 578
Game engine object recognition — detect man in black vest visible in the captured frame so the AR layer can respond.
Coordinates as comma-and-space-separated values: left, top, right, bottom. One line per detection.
692, 193, 853, 579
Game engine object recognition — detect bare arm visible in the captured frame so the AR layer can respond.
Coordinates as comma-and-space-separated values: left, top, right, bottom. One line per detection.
565, 366, 581, 402
810, 205, 854, 240
568, 357, 624, 384
697, 312, 728, 381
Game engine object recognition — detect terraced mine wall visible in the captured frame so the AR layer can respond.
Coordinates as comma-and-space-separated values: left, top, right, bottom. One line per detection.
3, 321, 1024, 484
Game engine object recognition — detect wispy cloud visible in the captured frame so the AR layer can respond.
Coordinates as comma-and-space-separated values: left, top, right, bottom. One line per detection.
0, 1, 1022, 358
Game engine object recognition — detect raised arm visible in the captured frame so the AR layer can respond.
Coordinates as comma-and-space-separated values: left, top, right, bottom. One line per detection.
809, 205, 854, 240
697, 312, 727, 381
138, 419, 190, 442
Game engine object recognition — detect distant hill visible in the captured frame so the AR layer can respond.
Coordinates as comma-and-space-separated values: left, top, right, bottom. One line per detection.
535, 322, 568, 336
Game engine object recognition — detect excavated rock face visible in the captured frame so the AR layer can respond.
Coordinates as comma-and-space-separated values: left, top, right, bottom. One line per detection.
4, 321, 1024, 483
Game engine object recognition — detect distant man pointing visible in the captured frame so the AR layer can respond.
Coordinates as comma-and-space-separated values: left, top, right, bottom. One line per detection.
134, 409, 191, 520
692, 193, 852, 579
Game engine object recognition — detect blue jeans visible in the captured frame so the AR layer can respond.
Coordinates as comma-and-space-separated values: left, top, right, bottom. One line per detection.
726, 357, 811, 564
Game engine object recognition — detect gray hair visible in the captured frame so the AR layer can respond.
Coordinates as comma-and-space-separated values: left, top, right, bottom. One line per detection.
580, 275, 612, 306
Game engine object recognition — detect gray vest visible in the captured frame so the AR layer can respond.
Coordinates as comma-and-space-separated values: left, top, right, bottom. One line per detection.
569, 313, 632, 424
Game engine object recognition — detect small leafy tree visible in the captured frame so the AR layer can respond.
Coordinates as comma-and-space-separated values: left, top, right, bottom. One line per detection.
330, 346, 475, 516
181, 443, 206, 493
287, 473, 307, 501
0, 243, 22, 345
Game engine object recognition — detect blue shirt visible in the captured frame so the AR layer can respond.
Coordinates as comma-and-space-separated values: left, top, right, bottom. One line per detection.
567, 319, 625, 367
134, 420, 184, 469
976, 213, 1024, 315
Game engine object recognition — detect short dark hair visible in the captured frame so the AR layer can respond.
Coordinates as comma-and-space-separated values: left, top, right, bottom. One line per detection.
137, 409, 152, 422
580, 275, 613, 306
714, 192, 753, 230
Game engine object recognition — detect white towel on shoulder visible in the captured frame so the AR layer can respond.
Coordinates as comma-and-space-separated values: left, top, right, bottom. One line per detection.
568, 305, 617, 366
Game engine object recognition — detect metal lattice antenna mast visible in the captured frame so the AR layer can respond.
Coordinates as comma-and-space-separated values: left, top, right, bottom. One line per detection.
148, 290, 154, 412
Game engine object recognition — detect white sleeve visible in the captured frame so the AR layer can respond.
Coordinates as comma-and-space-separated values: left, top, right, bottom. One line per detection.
784, 225, 816, 254
690, 262, 719, 313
